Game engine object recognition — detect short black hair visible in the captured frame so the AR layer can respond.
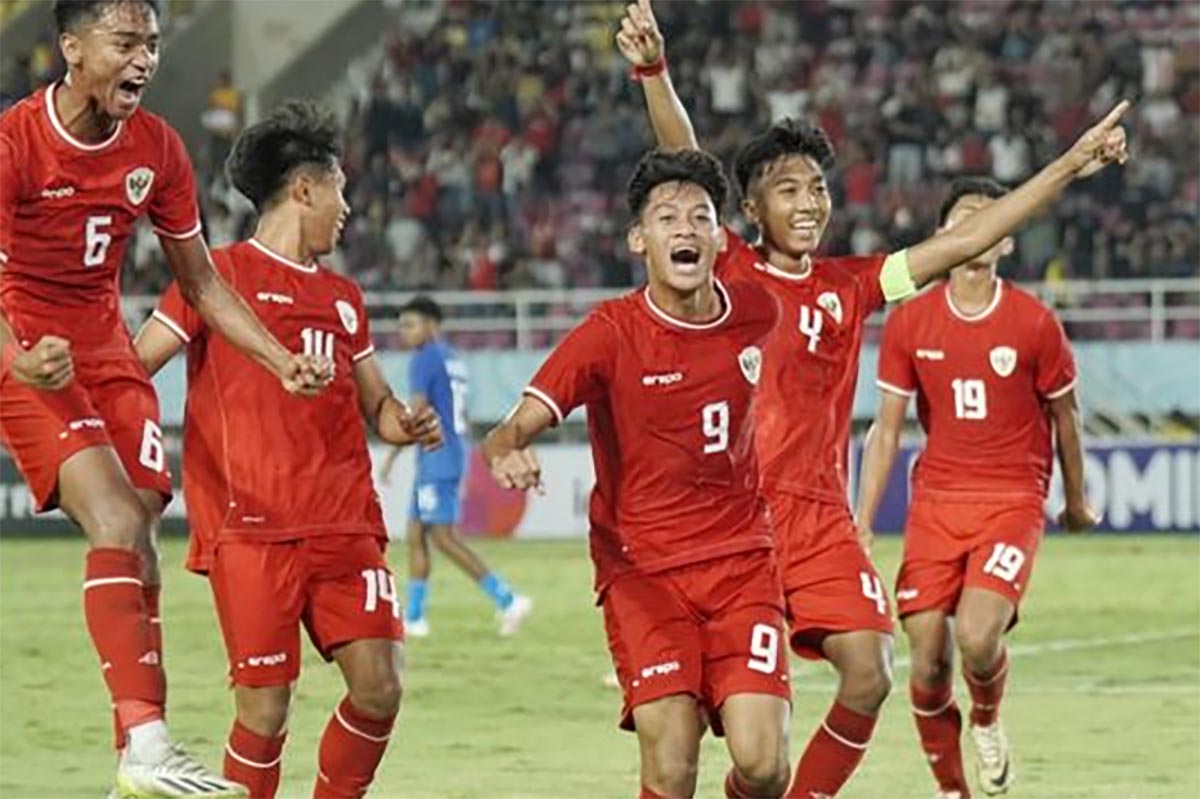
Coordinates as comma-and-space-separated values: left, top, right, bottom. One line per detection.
54, 0, 159, 34
626, 149, 729, 218
226, 99, 342, 212
937, 177, 1008, 227
400, 295, 443, 323
733, 118, 835, 198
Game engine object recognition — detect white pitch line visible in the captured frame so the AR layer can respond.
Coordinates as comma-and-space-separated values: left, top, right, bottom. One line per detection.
790, 627, 1199, 680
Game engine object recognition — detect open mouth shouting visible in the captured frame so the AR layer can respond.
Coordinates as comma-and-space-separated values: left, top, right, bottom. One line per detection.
115, 76, 148, 110
669, 244, 703, 274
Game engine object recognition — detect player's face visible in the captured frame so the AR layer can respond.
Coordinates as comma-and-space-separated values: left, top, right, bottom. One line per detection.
743, 155, 831, 258
398, 312, 434, 349
61, 2, 160, 120
302, 164, 350, 257
942, 195, 1012, 276
629, 181, 724, 294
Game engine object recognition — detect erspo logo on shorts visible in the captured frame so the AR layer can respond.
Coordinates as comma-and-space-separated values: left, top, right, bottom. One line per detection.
640, 660, 681, 680
245, 652, 288, 668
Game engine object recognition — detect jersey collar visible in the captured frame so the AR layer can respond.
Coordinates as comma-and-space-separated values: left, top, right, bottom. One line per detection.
642, 279, 732, 330
945, 279, 1003, 322
45, 81, 125, 152
248, 239, 319, 274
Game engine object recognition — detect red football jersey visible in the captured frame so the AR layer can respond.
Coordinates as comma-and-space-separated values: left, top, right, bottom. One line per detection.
0, 83, 200, 359
526, 280, 778, 591
155, 239, 383, 571
877, 280, 1077, 500
716, 229, 886, 503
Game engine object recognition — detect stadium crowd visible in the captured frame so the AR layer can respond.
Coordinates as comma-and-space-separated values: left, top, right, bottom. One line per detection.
2, 0, 1197, 295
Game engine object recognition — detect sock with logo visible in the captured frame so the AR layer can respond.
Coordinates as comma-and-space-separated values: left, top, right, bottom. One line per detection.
964, 648, 1009, 727
312, 696, 396, 799
910, 681, 970, 795
479, 572, 515, 611
787, 701, 876, 797
84, 549, 165, 739
224, 720, 285, 798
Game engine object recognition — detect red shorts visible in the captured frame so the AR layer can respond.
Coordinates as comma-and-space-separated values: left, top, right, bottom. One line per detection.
770, 492, 894, 660
208, 535, 404, 687
0, 355, 170, 511
896, 497, 1044, 623
601, 549, 790, 735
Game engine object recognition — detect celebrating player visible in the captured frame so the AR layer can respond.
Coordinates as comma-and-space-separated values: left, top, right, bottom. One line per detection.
855, 178, 1098, 798
616, 2, 1127, 795
484, 149, 792, 799
377, 295, 532, 638
134, 100, 441, 799
0, 2, 327, 795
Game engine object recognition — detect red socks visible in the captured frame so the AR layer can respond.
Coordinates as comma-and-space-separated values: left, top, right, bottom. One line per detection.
312, 696, 395, 799
964, 649, 1009, 727
786, 701, 876, 797
112, 584, 164, 751
638, 786, 668, 799
224, 720, 285, 798
910, 681, 970, 796
84, 549, 164, 731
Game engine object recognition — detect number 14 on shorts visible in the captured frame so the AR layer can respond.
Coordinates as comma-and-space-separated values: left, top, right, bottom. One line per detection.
361, 568, 401, 618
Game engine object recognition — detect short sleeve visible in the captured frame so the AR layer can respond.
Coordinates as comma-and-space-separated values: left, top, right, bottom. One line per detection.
714, 226, 755, 280
524, 313, 615, 425
1034, 310, 1077, 399
856, 254, 888, 315
346, 285, 375, 363
153, 280, 205, 343
149, 124, 202, 240
0, 134, 19, 264
876, 307, 916, 398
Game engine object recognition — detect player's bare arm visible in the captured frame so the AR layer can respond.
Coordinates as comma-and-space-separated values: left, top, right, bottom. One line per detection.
482, 397, 553, 492
352, 356, 442, 450
132, 315, 184, 377
854, 389, 910, 555
161, 235, 333, 397
616, 0, 699, 151
1048, 388, 1099, 532
903, 101, 1131, 289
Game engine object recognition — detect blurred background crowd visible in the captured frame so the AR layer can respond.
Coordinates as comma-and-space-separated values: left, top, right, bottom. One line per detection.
3, 0, 1198, 296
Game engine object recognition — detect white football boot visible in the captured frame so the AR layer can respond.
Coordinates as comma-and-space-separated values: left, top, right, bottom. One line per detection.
969, 720, 1015, 795
115, 743, 247, 797
498, 595, 533, 636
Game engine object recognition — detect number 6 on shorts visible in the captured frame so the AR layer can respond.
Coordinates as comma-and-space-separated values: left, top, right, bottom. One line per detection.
747, 623, 780, 674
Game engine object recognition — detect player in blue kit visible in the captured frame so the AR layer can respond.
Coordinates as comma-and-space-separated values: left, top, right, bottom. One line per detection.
380, 296, 532, 637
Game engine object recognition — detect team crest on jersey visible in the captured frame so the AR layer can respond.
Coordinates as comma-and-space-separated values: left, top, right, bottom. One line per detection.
817, 291, 843, 325
125, 167, 155, 205
335, 300, 359, 335
738, 346, 762, 385
990, 346, 1017, 377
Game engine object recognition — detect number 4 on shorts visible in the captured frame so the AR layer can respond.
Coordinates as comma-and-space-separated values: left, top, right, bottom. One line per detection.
859, 572, 888, 615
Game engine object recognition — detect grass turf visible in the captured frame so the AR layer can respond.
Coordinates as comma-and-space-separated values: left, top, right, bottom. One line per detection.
1, 534, 1197, 798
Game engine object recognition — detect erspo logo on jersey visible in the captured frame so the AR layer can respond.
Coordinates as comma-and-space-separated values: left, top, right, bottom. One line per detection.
642, 372, 683, 387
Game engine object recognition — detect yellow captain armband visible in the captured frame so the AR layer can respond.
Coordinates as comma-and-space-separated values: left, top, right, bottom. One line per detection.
880, 249, 916, 303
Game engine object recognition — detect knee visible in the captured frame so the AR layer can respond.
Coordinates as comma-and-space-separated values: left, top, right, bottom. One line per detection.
956, 620, 1003, 673
732, 749, 790, 798
644, 751, 699, 797
350, 672, 404, 720
237, 690, 291, 738
87, 499, 153, 550
430, 529, 455, 552
839, 660, 893, 714
909, 649, 953, 690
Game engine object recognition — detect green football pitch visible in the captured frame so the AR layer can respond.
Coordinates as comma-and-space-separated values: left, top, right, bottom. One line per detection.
1, 534, 1197, 798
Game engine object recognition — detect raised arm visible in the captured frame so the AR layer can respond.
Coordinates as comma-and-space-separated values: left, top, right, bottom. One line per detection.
854, 390, 910, 554
160, 235, 328, 395
1048, 388, 1098, 532
616, 0, 699, 150
482, 396, 555, 492
903, 100, 1131, 289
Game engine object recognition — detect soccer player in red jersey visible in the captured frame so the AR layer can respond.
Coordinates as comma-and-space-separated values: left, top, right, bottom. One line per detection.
855, 178, 1098, 798
617, 2, 1127, 795
0, 2, 326, 794
484, 150, 792, 799
134, 100, 442, 799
